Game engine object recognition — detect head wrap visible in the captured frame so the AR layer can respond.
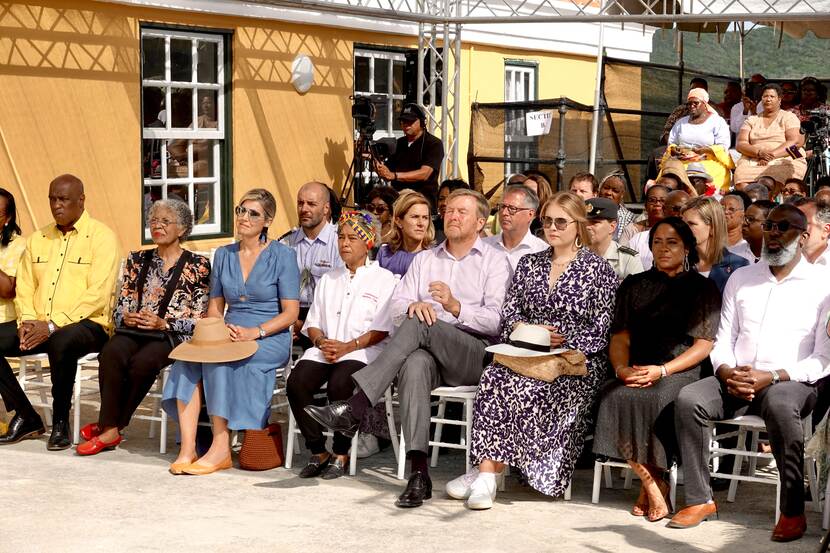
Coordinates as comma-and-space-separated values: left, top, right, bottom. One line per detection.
687, 88, 716, 114
338, 210, 377, 249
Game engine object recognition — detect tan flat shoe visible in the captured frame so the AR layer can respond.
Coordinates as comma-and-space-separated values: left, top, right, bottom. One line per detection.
169, 457, 197, 475
181, 456, 233, 475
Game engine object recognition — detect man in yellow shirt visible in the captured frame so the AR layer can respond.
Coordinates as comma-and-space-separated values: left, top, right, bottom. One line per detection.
0, 174, 118, 450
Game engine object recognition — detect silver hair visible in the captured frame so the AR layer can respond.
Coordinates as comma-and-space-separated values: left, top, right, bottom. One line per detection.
816, 203, 830, 226
744, 183, 770, 201
148, 199, 194, 241
503, 184, 539, 211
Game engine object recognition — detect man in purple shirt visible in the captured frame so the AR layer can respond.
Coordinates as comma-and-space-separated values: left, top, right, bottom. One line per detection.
306, 189, 511, 508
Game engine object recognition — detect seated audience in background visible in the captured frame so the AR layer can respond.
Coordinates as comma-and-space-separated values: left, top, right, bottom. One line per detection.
163, 189, 300, 476
782, 178, 808, 200
568, 172, 598, 201
744, 182, 771, 202
685, 163, 718, 198
660, 78, 712, 146
594, 217, 721, 522
669, 204, 830, 542
377, 192, 434, 277
77, 200, 210, 456
0, 175, 118, 450
793, 197, 830, 266
623, 185, 669, 267
287, 211, 396, 480
779, 81, 799, 111
681, 197, 749, 292
657, 159, 698, 197
586, 197, 644, 281
666, 88, 732, 192
733, 84, 807, 189
446, 192, 617, 510
721, 191, 752, 255
305, 189, 510, 509
364, 187, 399, 244
484, 184, 547, 272
664, 190, 691, 217
789, 77, 829, 122
598, 172, 639, 241
730, 74, 766, 136
740, 200, 776, 263
282, 182, 342, 348
523, 170, 554, 236
434, 179, 469, 243
716, 81, 743, 124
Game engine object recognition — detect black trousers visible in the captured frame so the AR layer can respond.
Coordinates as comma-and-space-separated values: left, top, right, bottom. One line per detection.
286, 359, 365, 456
0, 319, 108, 422
675, 375, 816, 516
97, 333, 173, 429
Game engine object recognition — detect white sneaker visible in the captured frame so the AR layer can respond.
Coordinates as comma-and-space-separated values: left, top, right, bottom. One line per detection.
446, 467, 480, 499
356, 434, 380, 459
465, 473, 497, 510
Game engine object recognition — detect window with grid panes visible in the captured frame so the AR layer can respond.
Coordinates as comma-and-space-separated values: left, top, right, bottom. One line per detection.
354, 48, 407, 139
141, 28, 229, 239
504, 62, 538, 178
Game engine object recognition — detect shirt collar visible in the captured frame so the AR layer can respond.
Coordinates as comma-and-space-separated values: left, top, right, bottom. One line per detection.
302, 222, 336, 245
494, 230, 537, 252
47, 210, 89, 237
436, 237, 485, 258
762, 255, 814, 283
603, 241, 620, 260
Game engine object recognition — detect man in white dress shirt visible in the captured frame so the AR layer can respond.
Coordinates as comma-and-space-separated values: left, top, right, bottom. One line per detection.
484, 184, 548, 273
669, 205, 830, 542
794, 197, 830, 267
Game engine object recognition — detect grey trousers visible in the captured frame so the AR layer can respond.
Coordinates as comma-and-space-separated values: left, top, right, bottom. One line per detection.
675, 376, 816, 516
352, 317, 488, 453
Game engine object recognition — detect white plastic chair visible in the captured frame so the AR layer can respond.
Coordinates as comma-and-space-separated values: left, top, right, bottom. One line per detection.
709, 414, 819, 523
591, 458, 678, 510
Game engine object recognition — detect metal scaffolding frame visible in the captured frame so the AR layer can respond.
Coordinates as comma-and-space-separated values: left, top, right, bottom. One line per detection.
255, 0, 830, 178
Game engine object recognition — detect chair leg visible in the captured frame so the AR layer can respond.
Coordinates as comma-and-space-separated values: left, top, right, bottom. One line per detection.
727, 427, 748, 503
285, 410, 297, 470
823, 467, 830, 530
72, 368, 81, 445
564, 481, 572, 501
159, 368, 169, 454
430, 398, 447, 468
669, 464, 678, 512
592, 461, 603, 504
33, 361, 52, 425
397, 432, 407, 481
623, 468, 634, 490
748, 431, 760, 476
775, 475, 781, 524
384, 387, 399, 461
603, 465, 613, 488
349, 432, 358, 476
464, 398, 474, 474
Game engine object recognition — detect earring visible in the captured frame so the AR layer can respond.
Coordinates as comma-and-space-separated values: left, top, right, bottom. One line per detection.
683, 254, 690, 272
575, 235, 583, 249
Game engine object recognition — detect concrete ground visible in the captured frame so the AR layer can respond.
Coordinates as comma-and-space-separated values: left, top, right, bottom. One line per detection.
1, 404, 827, 553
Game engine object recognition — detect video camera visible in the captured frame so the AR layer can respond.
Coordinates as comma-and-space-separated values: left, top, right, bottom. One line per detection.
801, 108, 830, 139
350, 96, 390, 161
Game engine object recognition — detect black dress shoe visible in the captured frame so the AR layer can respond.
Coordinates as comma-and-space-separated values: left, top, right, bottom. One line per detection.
304, 401, 359, 438
395, 472, 432, 508
47, 420, 72, 451
321, 457, 347, 480
299, 454, 331, 478
0, 413, 45, 445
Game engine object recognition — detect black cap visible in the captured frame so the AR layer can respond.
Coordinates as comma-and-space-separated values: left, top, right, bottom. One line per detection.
585, 198, 618, 220
399, 103, 425, 122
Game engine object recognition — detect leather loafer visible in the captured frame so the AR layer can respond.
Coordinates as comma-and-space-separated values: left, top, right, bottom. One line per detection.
395, 472, 432, 508
299, 454, 331, 478
771, 513, 806, 542
321, 457, 348, 480
47, 420, 72, 451
667, 502, 718, 529
80, 423, 102, 442
76, 434, 122, 456
182, 456, 233, 475
0, 413, 45, 445
304, 401, 359, 438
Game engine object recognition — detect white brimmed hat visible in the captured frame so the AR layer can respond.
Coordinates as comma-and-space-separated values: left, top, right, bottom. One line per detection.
486, 324, 566, 358
168, 317, 258, 363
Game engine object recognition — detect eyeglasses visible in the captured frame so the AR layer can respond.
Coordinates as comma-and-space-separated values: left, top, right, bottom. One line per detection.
744, 216, 764, 225
782, 89, 797, 95
761, 220, 805, 233
645, 197, 666, 205
541, 216, 577, 230
235, 205, 264, 220
149, 218, 175, 227
365, 204, 389, 215
496, 203, 532, 216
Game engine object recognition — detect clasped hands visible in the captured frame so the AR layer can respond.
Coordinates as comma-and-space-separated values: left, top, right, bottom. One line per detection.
316, 338, 356, 363
617, 365, 663, 388
407, 281, 461, 325
719, 365, 773, 401
17, 320, 53, 351
122, 310, 167, 331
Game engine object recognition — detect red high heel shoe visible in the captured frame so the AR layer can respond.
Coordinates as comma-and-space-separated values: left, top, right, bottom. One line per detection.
76, 434, 122, 456
80, 423, 102, 442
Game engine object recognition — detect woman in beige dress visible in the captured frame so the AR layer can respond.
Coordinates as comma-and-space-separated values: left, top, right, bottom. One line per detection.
733, 83, 806, 188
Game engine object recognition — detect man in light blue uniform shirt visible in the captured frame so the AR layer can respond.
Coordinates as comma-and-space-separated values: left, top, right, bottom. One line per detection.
281, 181, 343, 344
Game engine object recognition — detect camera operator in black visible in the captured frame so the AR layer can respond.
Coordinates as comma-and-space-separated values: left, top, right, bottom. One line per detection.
374, 103, 444, 205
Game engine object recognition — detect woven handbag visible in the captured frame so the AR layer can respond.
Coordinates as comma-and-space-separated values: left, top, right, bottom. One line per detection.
239, 423, 284, 471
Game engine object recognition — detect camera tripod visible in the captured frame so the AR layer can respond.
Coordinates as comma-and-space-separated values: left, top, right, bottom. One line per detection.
340, 132, 383, 208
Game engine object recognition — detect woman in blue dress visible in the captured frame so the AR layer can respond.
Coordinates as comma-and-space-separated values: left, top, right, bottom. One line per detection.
163, 188, 300, 475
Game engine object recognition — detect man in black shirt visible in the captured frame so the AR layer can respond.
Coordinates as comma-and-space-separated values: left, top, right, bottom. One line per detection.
374, 103, 445, 205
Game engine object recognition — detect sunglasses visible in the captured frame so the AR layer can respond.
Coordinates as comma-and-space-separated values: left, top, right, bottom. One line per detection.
365, 204, 389, 215
496, 203, 532, 216
235, 205, 264, 220
541, 216, 577, 231
761, 220, 805, 233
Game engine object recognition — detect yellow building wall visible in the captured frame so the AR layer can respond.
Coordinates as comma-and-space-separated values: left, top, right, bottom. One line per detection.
0, 1, 598, 252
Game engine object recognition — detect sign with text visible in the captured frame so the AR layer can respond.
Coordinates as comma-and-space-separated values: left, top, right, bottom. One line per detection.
525, 110, 553, 137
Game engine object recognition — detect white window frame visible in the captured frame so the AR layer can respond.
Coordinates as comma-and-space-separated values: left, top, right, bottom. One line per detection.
141, 29, 225, 238
504, 62, 538, 177
353, 48, 407, 139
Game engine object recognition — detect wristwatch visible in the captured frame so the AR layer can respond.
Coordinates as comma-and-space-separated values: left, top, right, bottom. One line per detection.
771, 370, 781, 385
47, 321, 56, 335
257, 325, 266, 339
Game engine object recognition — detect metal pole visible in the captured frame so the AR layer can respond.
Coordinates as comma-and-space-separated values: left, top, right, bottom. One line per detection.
441, 18, 450, 181
738, 22, 745, 82
588, 22, 604, 174
417, 21, 425, 106
452, 22, 462, 177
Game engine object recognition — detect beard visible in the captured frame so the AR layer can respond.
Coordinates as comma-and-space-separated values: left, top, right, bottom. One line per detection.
762, 237, 799, 267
